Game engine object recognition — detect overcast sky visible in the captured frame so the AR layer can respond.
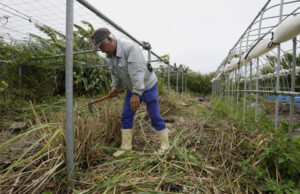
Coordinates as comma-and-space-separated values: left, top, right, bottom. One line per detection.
89, 0, 267, 74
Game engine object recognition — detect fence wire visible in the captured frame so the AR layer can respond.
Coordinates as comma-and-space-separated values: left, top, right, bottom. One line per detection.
1, 0, 190, 187
0, 0, 187, 96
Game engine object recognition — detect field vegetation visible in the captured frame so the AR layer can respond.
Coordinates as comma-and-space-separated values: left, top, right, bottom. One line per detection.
0, 22, 299, 193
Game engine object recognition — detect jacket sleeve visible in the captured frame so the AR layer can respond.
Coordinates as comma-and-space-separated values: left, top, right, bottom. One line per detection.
109, 59, 122, 90
110, 70, 122, 90
127, 45, 145, 96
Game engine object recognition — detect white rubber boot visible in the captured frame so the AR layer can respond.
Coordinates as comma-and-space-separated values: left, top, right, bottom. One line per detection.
157, 128, 170, 154
113, 129, 133, 157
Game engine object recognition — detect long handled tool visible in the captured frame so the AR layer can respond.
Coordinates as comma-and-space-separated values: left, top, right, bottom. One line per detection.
88, 90, 124, 115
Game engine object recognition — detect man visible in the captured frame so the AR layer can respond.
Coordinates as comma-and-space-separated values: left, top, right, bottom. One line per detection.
91, 28, 170, 157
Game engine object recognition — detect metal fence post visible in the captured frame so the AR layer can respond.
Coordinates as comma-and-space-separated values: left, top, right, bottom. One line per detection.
216, 78, 218, 96
230, 73, 233, 102
225, 75, 228, 101
215, 80, 217, 96
213, 80, 215, 96
228, 75, 231, 103
243, 64, 247, 123
243, 26, 251, 123
275, 0, 284, 130
18, 63, 22, 97
185, 74, 187, 93
275, 43, 281, 130
289, 37, 297, 139
176, 69, 179, 92
249, 61, 253, 113
221, 78, 223, 96
219, 79, 221, 96
218, 80, 220, 96
182, 72, 184, 94
65, 0, 74, 188
231, 70, 236, 113
216, 80, 218, 96
236, 41, 243, 118
167, 65, 170, 93
236, 66, 241, 119
255, 9, 265, 121
255, 58, 259, 120
211, 80, 214, 95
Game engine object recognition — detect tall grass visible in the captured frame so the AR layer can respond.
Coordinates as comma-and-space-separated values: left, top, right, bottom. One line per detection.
0, 97, 123, 193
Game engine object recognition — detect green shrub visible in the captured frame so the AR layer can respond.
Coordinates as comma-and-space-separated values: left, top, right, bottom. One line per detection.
0, 21, 109, 99
255, 130, 300, 193
214, 98, 300, 193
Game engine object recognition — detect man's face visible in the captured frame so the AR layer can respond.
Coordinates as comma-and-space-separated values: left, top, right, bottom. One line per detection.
99, 38, 116, 55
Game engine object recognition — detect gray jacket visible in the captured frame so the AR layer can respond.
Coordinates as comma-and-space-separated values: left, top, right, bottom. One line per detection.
108, 39, 157, 96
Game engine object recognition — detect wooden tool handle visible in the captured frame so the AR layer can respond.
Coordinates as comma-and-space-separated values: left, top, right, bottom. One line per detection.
90, 90, 124, 104
91, 95, 110, 104
109, 89, 124, 97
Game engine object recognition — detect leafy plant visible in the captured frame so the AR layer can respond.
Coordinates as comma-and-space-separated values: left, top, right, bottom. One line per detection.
255, 131, 300, 193
0, 21, 109, 98
265, 53, 300, 70
212, 97, 300, 193
260, 65, 274, 75
0, 80, 8, 93
73, 66, 111, 96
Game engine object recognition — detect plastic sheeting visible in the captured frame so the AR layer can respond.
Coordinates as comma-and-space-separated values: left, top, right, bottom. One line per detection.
273, 14, 300, 44
247, 39, 276, 59
265, 95, 300, 103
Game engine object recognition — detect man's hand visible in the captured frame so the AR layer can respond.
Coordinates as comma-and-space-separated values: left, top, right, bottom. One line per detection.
130, 94, 140, 111
108, 89, 124, 98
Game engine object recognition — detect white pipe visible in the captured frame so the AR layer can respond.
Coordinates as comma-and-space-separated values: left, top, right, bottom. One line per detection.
273, 14, 300, 44
240, 52, 251, 67
248, 39, 276, 59
230, 58, 240, 71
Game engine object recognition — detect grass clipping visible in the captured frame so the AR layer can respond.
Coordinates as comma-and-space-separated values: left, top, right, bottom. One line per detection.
1, 91, 294, 193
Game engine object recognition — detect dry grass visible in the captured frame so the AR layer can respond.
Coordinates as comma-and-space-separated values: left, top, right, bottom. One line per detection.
0, 98, 123, 193
0, 91, 270, 193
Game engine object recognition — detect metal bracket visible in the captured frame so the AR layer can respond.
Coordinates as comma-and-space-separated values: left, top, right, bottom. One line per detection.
141, 41, 151, 50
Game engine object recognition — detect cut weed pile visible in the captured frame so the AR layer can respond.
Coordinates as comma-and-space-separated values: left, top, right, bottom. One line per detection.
0, 90, 299, 193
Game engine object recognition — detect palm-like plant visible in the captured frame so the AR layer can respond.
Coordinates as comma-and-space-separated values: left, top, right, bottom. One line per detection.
0, 21, 110, 98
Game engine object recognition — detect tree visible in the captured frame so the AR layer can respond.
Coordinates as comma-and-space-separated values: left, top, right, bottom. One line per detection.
265, 53, 300, 70
260, 65, 274, 75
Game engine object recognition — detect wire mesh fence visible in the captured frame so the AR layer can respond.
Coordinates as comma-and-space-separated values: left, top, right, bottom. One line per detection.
0, 0, 189, 188
211, 0, 300, 138
0, 0, 188, 99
